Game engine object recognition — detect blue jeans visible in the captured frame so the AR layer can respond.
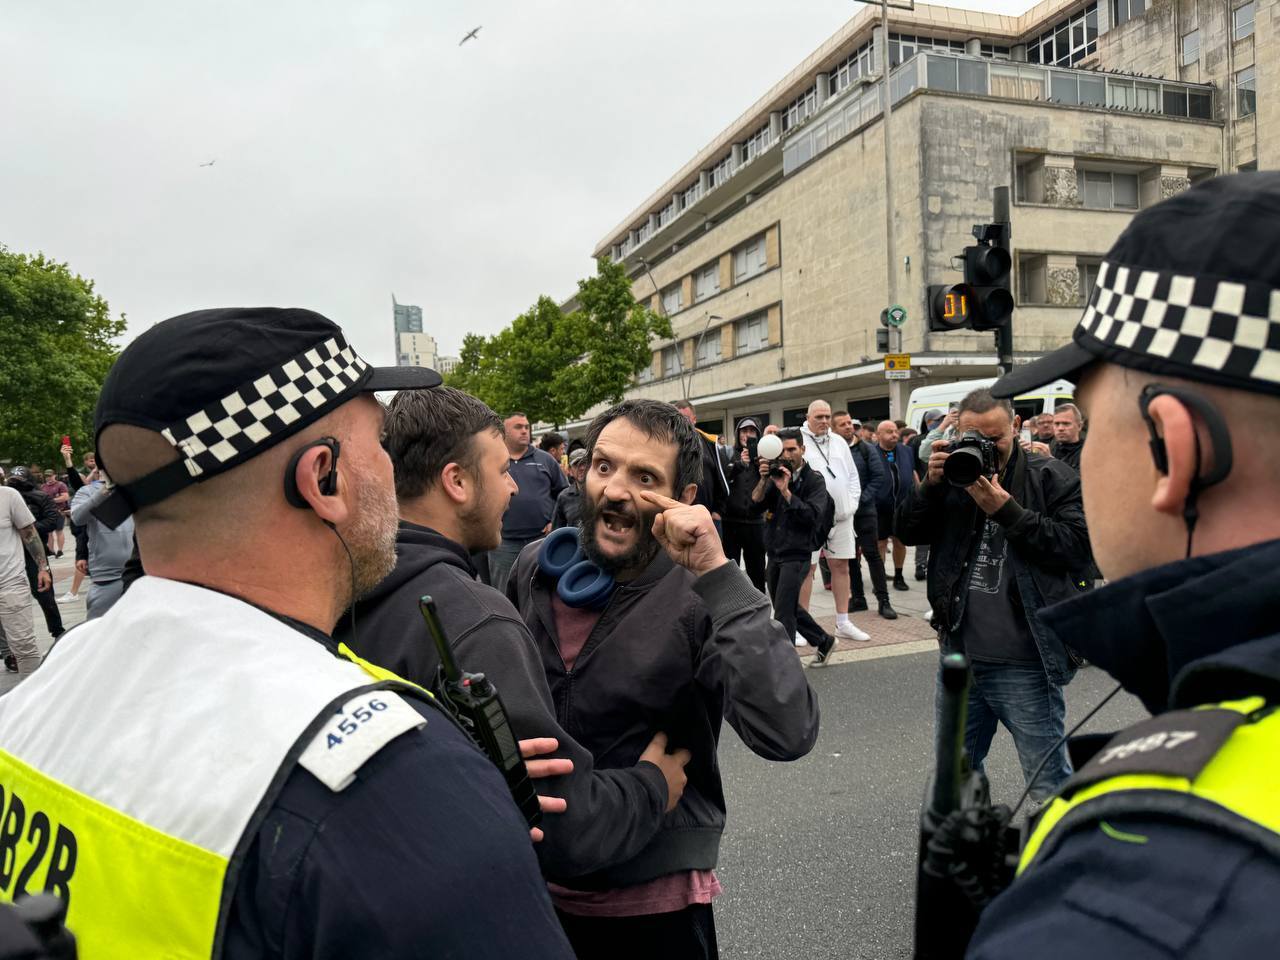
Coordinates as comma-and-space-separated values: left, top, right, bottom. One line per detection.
964, 659, 1071, 802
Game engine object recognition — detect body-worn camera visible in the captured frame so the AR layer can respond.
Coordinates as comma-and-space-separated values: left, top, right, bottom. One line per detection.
943, 432, 999, 487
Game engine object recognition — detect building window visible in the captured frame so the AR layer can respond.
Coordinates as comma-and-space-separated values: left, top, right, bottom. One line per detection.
980, 43, 1012, 59
661, 284, 683, 315
694, 263, 720, 303
1078, 169, 1140, 210
694, 332, 722, 367
1181, 30, 1200, 66
831, 39, 875, 94
1079, 258, 1103, 303
742, 123, 772, 162
1111, 0, 1147, 28
1017, 254, 1048, 304
637, 361, 655, 385
1234, 1, 1255, 41
1238, 66, 1256, 117
734, 235, 767, 282
889, 33, 966, 68
1027, 3, 1098, 66
661, 346, 681, 379
782, 86, 818, 131
735, 313, 770, 356
681, 181, 702, 209
710, 154, 734, 188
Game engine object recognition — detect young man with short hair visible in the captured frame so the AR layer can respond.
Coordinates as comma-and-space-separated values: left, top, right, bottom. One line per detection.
345, 387, 687, 885
506, 399, 819, 959
1049, 403, 1085, 471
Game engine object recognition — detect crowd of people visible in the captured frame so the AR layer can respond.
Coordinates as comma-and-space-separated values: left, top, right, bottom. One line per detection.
0, 173, 1277, 959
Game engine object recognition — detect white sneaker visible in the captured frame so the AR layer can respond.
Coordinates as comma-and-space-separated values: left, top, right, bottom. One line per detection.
835, 620, 871, 642
794, 634, 809, 647
56, 593, 79, 604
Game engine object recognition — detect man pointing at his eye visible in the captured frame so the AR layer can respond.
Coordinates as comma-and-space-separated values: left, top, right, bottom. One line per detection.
505, 398, 820, 960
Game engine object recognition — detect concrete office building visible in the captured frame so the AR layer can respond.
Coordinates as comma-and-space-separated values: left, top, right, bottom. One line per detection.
392, 297, 438, 371
586, 0, 1271, 435
436, 355, 461, 377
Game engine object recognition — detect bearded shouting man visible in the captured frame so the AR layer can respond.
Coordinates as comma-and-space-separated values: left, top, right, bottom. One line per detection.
505, 399, 820, 960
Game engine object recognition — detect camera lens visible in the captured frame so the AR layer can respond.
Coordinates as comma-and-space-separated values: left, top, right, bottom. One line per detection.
943, 447, 984, 487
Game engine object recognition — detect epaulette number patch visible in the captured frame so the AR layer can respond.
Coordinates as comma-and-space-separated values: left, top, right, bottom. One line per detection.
1064, 707, 1246, 795
299, 691, 426, 792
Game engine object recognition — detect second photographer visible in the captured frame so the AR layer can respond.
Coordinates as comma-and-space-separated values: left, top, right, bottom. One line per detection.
751, 428, 837, 664
896, 388, 1091, 804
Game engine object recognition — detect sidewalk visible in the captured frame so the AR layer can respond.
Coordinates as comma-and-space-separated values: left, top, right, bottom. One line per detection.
791, 547, 939, 665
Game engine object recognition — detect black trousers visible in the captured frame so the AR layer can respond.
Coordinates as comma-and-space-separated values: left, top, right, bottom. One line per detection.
721, 520, 766, 593
767, 557, 827, 645
556, 904, 718, 960
25, 558, 62, 638
851, 510, 889, 604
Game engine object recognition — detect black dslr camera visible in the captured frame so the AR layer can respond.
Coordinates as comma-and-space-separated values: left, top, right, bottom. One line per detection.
943, 432, 999, 487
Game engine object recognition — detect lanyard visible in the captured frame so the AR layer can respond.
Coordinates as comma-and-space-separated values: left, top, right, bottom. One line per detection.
807, 431, 837, 479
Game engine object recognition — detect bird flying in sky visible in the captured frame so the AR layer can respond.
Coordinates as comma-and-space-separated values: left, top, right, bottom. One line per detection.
198, 159, 216, 167
459, 26, 481, 46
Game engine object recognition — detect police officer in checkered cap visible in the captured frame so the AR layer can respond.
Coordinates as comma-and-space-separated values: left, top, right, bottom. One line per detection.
0, 308, 575, 958
963, 174, 1280, 957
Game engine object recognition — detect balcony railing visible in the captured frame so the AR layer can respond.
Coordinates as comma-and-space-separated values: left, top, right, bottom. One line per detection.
783, 52, 1216, 176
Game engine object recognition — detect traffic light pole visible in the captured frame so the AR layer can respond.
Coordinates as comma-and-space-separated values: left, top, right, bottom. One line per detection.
993, 186, 1014, 375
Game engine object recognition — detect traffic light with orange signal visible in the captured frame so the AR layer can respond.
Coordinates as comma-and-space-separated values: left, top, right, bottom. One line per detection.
927, 223, 1012, 333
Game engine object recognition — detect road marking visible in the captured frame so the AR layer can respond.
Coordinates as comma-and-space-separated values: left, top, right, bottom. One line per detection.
811, 639, 938, 668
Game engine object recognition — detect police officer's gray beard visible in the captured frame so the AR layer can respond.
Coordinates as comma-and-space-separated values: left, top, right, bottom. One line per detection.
346, 467, 399, 601
578, 494, 660, 575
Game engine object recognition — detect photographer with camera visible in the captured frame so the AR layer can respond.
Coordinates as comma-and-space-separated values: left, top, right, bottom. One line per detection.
897, 388, 1090, 804
751, 429, 838, 664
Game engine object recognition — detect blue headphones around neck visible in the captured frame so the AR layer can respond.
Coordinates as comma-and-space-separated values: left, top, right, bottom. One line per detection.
536, 527, 616, 610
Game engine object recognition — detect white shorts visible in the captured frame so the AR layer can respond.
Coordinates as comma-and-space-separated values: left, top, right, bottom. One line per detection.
810, 516, 857, 564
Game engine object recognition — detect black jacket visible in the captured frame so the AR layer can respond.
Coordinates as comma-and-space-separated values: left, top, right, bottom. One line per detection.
849, 437, 889, 514
1049, 439, 1083, 472
691, 431, 730, 517
505, 547, 820, 888
752, 463, 832, 561
551, 484, 583, 530
968, 539, 1280, 959
18, 488, 59, 539
724, 418, 764, 524
895, 443, 1091, 684
341, 522, 668, 882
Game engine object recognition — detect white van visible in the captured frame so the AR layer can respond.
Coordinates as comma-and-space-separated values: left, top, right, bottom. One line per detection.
905, 377, 1075, 433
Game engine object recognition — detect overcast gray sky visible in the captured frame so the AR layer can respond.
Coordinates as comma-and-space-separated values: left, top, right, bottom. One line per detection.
2, 0, 1026, 367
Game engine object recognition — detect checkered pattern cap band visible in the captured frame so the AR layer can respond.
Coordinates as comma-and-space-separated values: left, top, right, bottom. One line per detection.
1077, 259, 1280, 391
159, 335, 369, 478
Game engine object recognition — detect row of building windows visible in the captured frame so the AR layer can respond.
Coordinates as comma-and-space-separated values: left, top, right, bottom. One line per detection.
638, 310, 774, 384
889, 33, 966, 68
656, 230, 771, 319
831, 39, 876, 95
1110, 0, 1146, 29
1026, 2, 1098, 67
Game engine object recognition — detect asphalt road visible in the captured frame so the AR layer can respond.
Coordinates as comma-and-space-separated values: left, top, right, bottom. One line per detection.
713, 649, 1148, 960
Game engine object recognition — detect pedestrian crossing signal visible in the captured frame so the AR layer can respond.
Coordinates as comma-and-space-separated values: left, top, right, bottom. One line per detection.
927, 230, 1013, 332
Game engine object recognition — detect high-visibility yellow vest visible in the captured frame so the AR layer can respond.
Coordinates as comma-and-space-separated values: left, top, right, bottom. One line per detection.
1019, 696, 1280, 876
0, 577, 431, 959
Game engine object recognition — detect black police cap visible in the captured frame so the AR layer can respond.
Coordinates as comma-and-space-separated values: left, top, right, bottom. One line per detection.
92, 307, 440, 527
993, 172, 1280, 399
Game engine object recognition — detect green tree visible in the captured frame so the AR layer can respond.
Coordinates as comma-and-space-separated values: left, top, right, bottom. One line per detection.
0, 246, 125, 467
446, 257, 670, 425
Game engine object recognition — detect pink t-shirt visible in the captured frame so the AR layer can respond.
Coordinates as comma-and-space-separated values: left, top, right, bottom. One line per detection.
549, 870, 722, 918
546, 594, 722, 917
550, 592, 599, 671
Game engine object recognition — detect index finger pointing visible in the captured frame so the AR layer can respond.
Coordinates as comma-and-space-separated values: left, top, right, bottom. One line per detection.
638, 490, 683, 510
